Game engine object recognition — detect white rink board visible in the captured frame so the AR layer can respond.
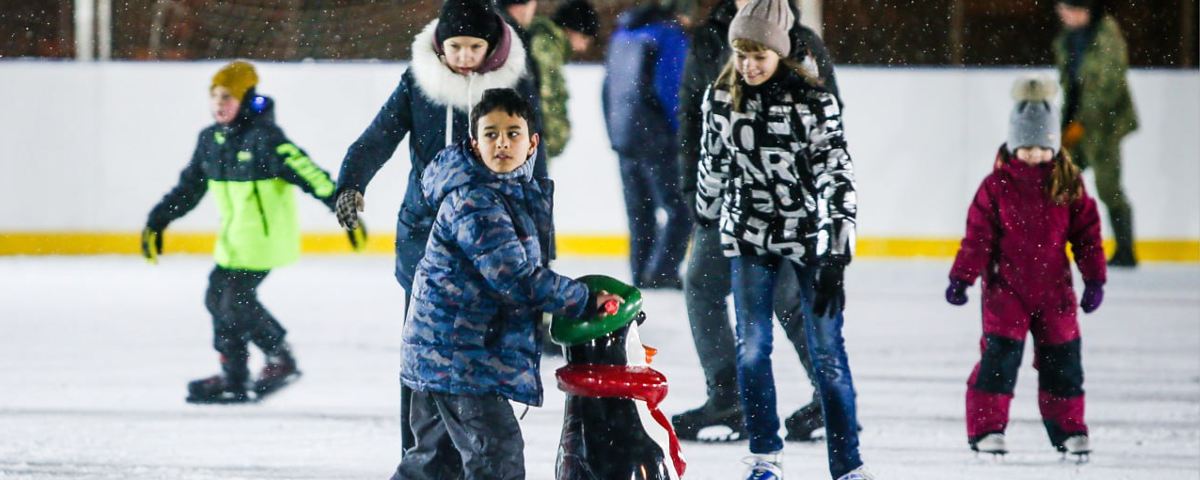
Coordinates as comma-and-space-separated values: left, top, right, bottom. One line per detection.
0, 62, 1195, 241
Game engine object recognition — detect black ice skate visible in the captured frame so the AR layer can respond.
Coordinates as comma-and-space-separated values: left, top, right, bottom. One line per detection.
187, 374, 251, 404
252, 348, 301, 398
671, 399, 746, 442
783, 401, 825, 442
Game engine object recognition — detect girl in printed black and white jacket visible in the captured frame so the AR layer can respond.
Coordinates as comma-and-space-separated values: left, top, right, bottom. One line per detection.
694, 0, 868, 478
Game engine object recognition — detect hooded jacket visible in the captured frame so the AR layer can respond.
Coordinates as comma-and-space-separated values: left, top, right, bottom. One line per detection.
147, 92, 336, 271
336, 18, 546, 287
602, 5, 690, 153
951, 147, 1106, 304
695, 68, 855, 266
401, 141, 591, 406
677, 0, 841, 201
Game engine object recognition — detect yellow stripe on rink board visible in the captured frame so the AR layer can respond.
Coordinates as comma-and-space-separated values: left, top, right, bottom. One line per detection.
0, 232, 1197, 262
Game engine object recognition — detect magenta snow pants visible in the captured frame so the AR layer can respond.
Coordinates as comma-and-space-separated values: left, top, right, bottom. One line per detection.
966, 281, 1087, 449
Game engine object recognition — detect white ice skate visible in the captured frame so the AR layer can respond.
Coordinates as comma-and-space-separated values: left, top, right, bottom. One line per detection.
1061, 435, 1091, 464
836, 466, 875, 480
741, 453, 783, 480
970, 433, 1008, 458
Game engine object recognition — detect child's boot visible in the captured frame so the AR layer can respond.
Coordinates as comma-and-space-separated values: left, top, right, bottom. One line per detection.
1061, 435, 1090, 463
253, 343, 301, 396
187, 353, 250, 404
970, 432, 1008, 456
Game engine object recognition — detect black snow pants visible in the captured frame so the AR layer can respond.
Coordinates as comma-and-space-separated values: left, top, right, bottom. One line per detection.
204, 266, 286, 380
389, 390, 525, 480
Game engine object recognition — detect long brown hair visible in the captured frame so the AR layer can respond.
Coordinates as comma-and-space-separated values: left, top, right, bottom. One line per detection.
1048, 150, 1084, 205
716, 38, 818, 112
998, 147, 1083, 205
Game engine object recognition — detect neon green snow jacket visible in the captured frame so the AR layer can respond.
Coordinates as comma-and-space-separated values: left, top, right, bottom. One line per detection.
146, 94, 336, 271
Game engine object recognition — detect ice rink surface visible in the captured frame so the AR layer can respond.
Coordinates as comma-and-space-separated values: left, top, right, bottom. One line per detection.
1, 255, 1196, 479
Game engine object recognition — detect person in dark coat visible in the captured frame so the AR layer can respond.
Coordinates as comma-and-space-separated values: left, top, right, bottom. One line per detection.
672, 0, 843, 443
142, 61, 361, 404
946, 76, 1106, 460
333, 0, 540, 457
602, 3, 692, 290
393, 88, 619, 480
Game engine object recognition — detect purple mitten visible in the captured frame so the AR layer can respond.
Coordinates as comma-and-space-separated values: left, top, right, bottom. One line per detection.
945, 278, 970, 306
1080, 281, 1105, 313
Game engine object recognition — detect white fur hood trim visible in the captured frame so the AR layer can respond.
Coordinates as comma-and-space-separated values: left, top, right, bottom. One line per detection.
410, 19, 529, 112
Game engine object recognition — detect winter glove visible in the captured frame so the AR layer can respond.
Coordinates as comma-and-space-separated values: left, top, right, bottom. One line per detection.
1080, 281, 1105, 313
141, 227, 163, 264
1063, 121, 1085, 151
945, 278, 970, 306
346, 221, 368, 253
811, 261, 846, 318
336, 189, 364, 230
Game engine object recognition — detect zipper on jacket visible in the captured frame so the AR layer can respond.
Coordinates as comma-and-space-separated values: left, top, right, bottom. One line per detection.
252, 181, 270, 236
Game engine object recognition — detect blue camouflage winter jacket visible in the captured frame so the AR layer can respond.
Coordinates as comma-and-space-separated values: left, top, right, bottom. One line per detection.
401, 141, 591, 406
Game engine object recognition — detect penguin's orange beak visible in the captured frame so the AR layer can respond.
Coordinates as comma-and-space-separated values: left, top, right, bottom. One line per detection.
644, 345, 658, 364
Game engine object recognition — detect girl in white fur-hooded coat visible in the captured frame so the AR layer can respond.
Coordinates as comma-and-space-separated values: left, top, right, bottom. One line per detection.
335, 0, 545, 296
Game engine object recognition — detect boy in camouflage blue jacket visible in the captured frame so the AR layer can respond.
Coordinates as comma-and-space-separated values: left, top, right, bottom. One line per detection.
390, 88, 620, 480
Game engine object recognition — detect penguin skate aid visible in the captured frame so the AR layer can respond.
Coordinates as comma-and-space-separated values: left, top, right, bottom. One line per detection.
552, 275, 687, 480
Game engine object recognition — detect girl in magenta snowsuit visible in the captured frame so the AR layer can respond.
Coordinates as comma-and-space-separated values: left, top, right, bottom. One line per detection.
945, 76, 1107, 459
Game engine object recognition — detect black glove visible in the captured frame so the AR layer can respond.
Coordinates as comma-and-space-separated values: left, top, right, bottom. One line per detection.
141, 227, 163, 264
336, 189, 364, 230
945, 278, 970, 306
346, 221, 368, 253
811, 261, 845, 318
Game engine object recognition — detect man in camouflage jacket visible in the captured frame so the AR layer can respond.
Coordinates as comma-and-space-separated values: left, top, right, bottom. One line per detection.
1054, 0, 1139, 266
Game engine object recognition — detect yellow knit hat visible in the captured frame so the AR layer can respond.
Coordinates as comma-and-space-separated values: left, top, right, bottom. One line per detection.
211, 61, 258, 102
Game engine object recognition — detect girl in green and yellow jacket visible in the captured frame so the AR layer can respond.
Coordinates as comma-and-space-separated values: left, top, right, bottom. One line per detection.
141, 61, 365, 403
1054, 0, 1139, 266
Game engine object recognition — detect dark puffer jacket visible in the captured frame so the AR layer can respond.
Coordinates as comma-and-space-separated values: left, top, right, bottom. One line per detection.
402, 141, 591, 406
695, 68, 855, 265
336, 17, 547, 289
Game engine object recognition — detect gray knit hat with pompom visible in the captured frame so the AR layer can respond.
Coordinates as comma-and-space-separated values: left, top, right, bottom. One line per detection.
1008, 75, 1061, 153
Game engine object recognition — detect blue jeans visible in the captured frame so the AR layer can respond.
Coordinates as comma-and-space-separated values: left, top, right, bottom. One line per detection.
731, 254, 863, 478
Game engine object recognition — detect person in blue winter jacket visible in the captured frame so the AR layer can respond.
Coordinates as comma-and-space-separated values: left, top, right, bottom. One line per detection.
333, 0, 546, 455
391, 87, 621, 480
602, 3, 692, 289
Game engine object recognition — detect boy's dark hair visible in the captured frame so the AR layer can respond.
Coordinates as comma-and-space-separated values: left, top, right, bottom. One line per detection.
470, 88, 537, 137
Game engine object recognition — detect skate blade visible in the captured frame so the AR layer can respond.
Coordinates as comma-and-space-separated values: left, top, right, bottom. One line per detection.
694, 425, 746, 443
1063, 452, 1090, 465
186, 393, 256, 405
972, 450, 1008, 462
